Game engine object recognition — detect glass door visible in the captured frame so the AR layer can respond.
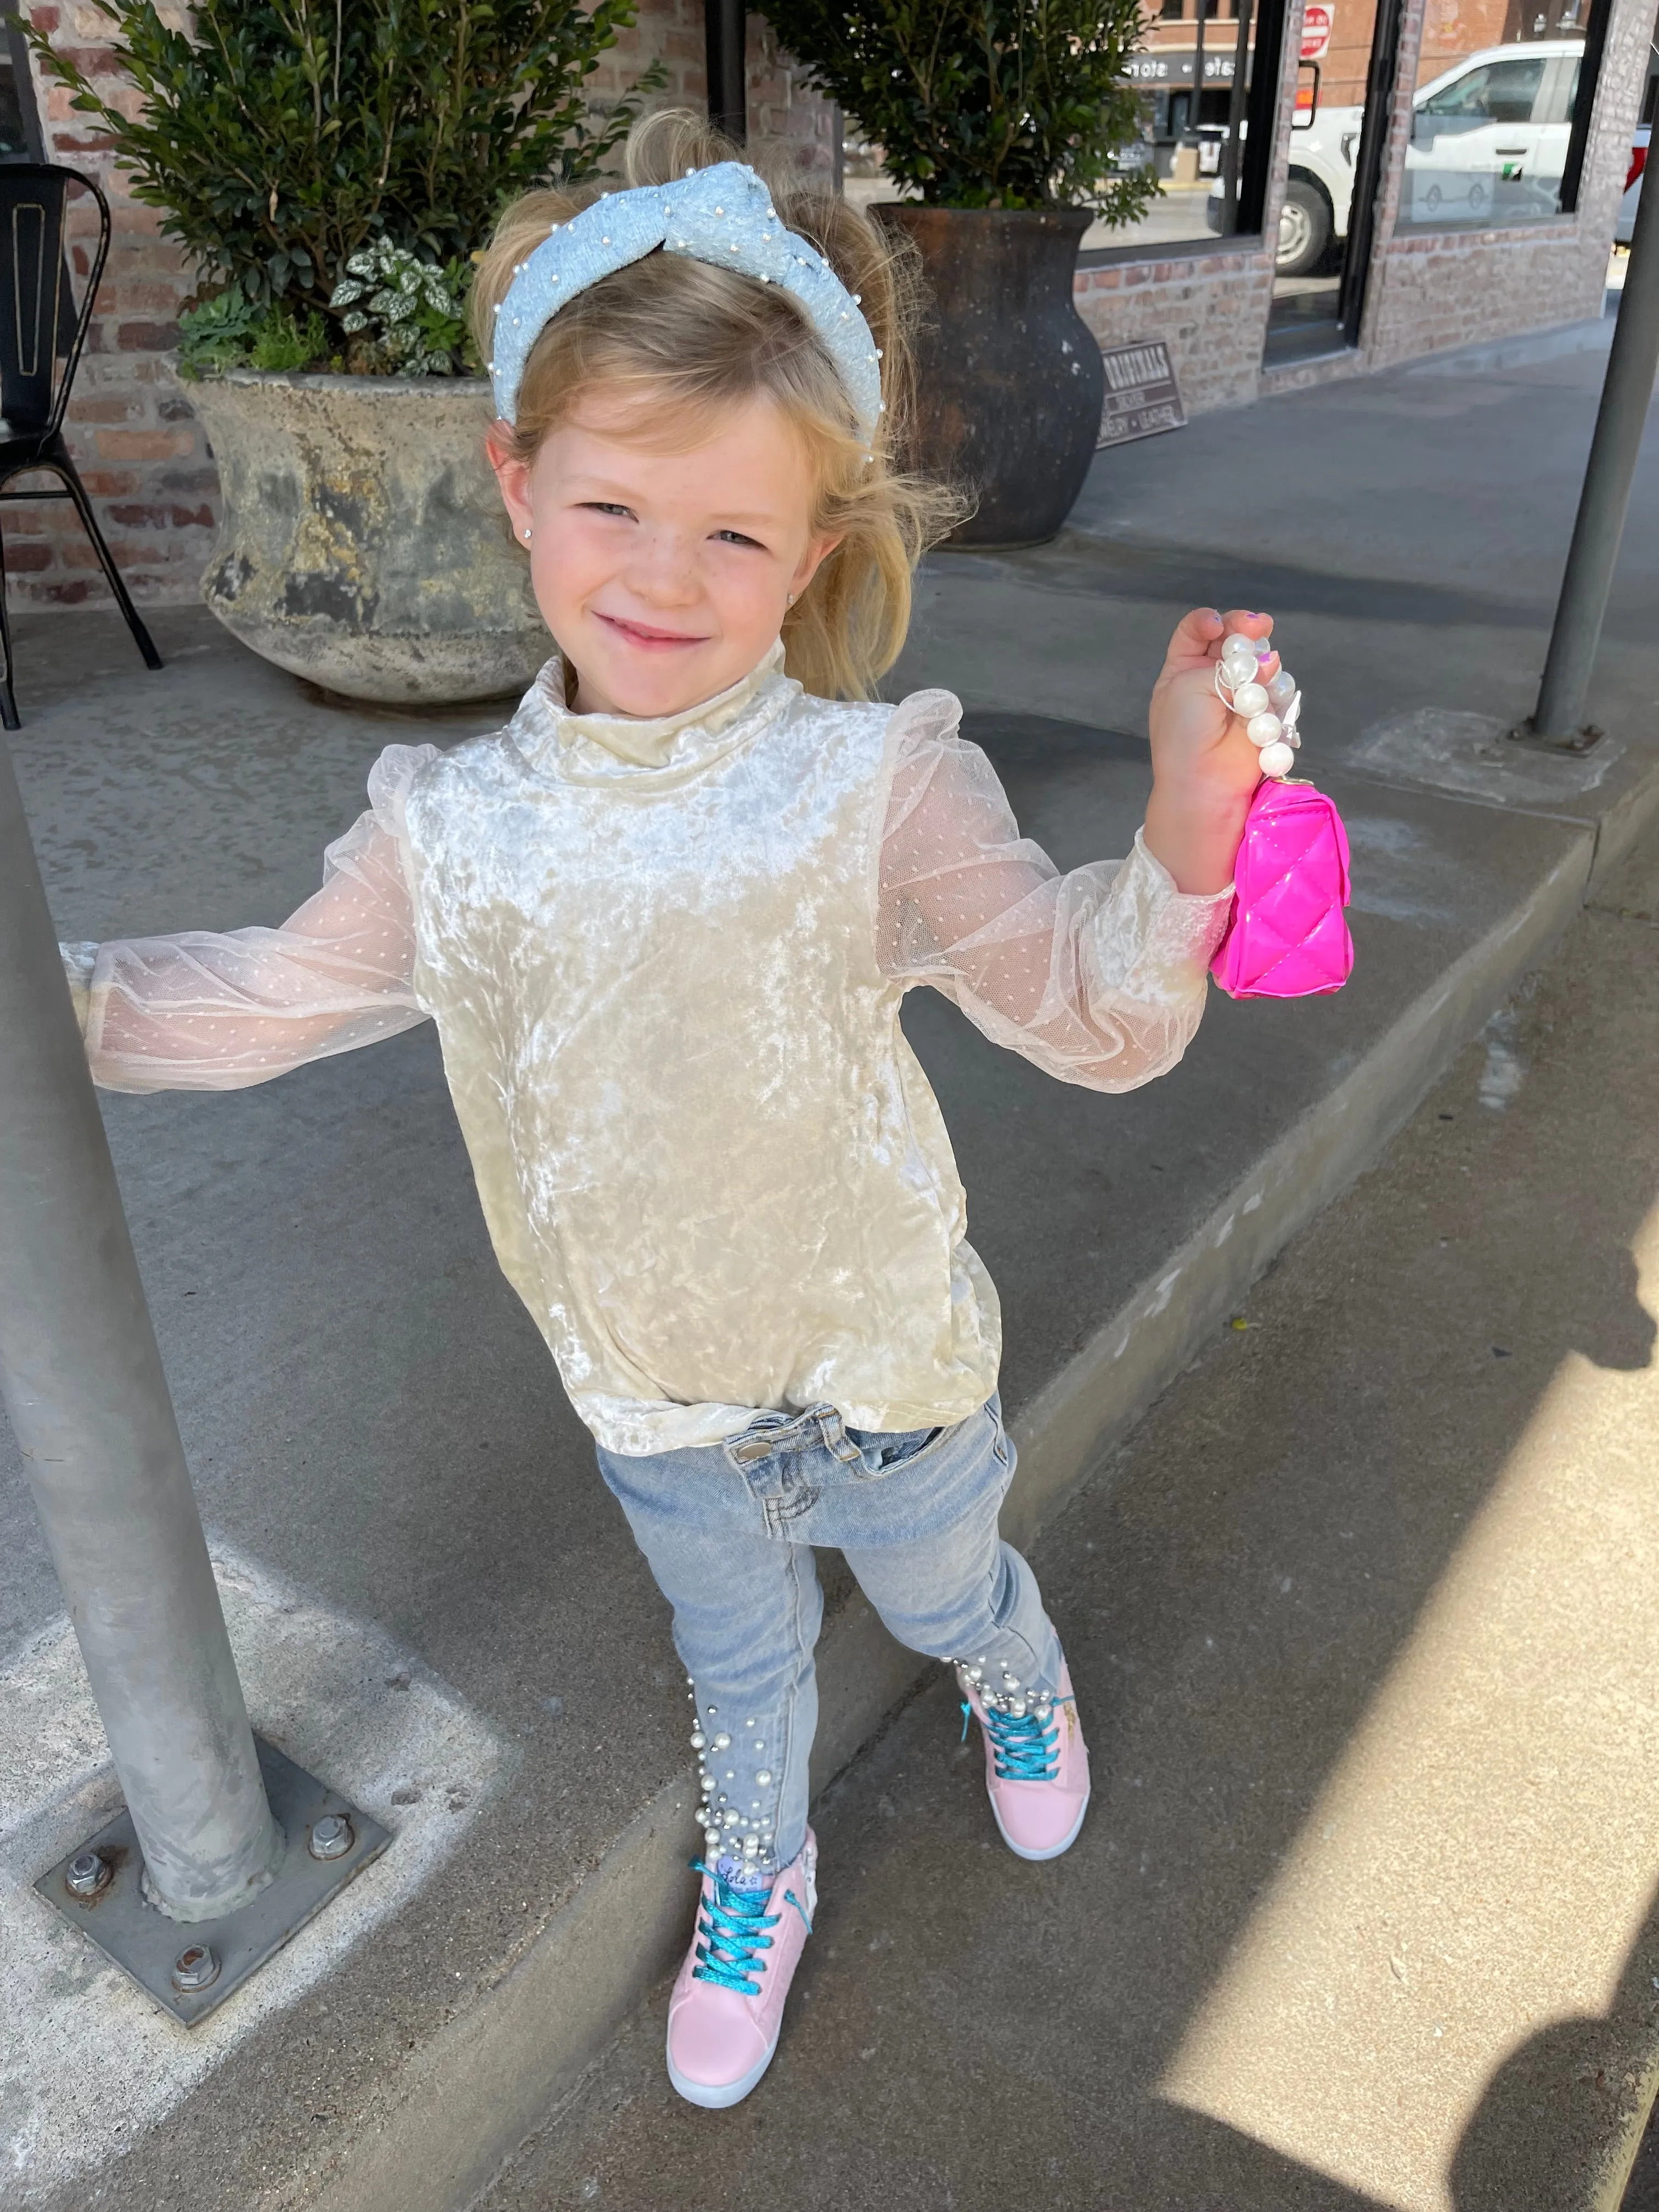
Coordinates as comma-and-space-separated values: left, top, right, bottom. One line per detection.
1099, 0, 1291, 253
1263, 0, 1405, 363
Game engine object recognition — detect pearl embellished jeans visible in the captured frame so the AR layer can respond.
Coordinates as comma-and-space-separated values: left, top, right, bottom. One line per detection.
595, 1393, 1063, 1874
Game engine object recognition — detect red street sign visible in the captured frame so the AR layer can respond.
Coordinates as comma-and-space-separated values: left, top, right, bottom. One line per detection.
1300, 4, 1333, 60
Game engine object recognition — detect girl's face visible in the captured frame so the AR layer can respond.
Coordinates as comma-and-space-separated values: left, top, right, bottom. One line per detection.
488, 390, 842, 719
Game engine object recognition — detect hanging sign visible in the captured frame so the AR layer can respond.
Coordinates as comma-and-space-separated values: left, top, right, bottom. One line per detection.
1097, 340, 1187, 449
1300, 4, 1334, 60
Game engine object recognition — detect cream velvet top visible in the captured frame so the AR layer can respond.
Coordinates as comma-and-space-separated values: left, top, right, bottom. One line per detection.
65, 647, 1232, 1453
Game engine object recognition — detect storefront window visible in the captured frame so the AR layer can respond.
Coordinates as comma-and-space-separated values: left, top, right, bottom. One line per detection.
1395, 0, 1604, 229
1104, 0, 1251, 248
1261, 0, 1390, 356
1081, 0, 1286, 249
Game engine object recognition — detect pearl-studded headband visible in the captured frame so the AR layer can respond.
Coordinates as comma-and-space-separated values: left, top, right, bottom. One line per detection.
488, 161, 885, 441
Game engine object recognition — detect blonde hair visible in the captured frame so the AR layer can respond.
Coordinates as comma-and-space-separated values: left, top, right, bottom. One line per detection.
472, 110, 961, 700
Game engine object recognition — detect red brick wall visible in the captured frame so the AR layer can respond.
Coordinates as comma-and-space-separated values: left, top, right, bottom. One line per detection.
587, 1, 836, 177
746, 13, 839, 174
1076, 247, 1277, 414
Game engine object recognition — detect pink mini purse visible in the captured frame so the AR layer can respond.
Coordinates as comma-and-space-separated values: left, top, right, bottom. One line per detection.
1210, 775, 1354, 1000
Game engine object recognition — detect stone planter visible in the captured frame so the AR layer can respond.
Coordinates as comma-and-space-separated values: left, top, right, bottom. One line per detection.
184, 370, 546, 706
871, 206, 1103, 550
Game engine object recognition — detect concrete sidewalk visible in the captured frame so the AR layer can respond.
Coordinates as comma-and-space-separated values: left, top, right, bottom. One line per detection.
3, 309, 1658, 2212
484, 814, 1659, 2212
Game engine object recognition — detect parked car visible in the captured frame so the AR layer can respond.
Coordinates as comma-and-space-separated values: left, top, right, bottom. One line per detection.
1615, 120, 1649, 245
1208, 37, 1586, 275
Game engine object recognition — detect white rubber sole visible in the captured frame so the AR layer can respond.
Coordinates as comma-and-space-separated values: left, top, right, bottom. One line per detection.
665, 2032, 778, 2109
990, 1783, 1091, 1863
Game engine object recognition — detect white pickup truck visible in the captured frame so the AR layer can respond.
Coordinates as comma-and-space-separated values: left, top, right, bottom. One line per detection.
1209, 38, 1587, 274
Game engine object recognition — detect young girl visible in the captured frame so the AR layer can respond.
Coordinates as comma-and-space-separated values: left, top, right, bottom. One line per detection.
64, 114, 1278, 2108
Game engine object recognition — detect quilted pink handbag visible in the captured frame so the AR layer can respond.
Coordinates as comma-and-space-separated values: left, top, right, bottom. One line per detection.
1210, 776, 1353, 1000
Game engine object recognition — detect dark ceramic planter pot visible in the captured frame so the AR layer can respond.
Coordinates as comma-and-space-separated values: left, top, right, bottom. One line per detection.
873, 205, 1103, 550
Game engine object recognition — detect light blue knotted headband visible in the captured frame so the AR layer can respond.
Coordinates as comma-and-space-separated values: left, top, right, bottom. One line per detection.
487, 161, 884, 441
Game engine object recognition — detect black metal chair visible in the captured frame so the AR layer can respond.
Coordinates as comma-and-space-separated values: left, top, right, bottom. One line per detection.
0, 163, 162, 729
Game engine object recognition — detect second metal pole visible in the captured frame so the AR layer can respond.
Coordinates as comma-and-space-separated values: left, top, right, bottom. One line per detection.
0, 735, 282, 1923
706, 0, 746, 144
1528, 128, 1659, 743
1192, 0, 1208, 164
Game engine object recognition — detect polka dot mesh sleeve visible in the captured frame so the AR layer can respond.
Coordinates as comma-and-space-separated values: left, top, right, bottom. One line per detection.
64, 744, 437, 1094
876, 692, 1234, 1093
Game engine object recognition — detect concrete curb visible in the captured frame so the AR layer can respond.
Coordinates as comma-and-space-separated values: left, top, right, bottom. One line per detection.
302, 816, 1604, 2212
1605, 2052, 1659, 2212
1001, 830, 1598, 1553
1588, 742, 1659, 890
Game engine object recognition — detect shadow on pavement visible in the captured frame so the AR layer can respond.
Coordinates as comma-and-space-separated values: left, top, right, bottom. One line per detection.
1452, 1871, 1659, 2212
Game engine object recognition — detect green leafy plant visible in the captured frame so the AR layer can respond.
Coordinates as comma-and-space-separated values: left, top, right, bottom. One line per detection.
330, 243, 473, 375
176, 294, 334, 376
174, 289, 266, 376
31, 0, 661, 348
757, 0, 1158, 216
250, 306, 330, 371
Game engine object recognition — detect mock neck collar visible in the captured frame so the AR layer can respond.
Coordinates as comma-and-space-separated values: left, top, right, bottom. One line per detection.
509, 640, 793, 784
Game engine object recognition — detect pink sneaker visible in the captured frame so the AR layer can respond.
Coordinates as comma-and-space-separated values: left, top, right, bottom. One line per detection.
957, 1660, 1090, 1861
665, 1832, 817, 2108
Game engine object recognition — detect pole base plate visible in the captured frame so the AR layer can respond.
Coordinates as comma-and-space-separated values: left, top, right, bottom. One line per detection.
33, 1735, 388, 2026
1506, 716, 1607, 755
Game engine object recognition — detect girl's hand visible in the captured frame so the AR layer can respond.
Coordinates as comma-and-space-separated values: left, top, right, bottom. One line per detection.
1143, 607, 1274, 898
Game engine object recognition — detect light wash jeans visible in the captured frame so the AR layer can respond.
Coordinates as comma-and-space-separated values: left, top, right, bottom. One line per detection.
595, 1394, 1062, 1874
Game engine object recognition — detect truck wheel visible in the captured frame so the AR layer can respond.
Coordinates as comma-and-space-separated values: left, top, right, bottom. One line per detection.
1277, 179, 1333, 278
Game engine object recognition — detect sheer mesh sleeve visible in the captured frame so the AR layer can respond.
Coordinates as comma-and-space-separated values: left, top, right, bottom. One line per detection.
876, 692, 1233, 1092
67, 744, 438, 1095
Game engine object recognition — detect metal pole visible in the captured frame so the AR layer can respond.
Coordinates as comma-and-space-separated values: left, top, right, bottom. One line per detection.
1221, 0, 1256, 229
1192, 0, 1207, 154
705, 0, 746, 144
1525, 115, 1659, 745
0, 733, 281, 1923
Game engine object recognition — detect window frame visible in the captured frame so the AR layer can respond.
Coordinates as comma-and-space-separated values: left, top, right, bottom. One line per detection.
1077, 0, 1289, 268
1334, 0, 1407, 344
1558, 0, 1612, 213
1233, 0, 1290, 239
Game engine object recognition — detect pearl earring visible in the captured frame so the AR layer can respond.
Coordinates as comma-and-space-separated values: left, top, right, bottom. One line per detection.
522, 526, 533, 542
1216, 628, 1300, 778
786, 590, 797, 607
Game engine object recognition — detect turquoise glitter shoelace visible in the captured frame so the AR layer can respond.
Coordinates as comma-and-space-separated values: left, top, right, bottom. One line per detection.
689, 1860, 812, 1996
961, 1696, 1073, 1782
